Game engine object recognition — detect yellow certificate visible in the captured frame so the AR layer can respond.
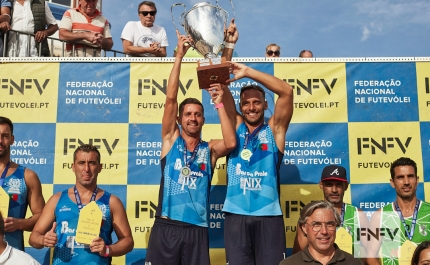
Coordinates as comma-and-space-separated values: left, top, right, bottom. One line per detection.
0, 187, 9, 217
399, 240, 417, 265
75, 201, 103, 245
335, 227, 352, 254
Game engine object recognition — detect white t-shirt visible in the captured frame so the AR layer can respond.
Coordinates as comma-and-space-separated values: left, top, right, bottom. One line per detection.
120, 21, 168, 57
0, 243, 41, 265
7, 0, 57, 57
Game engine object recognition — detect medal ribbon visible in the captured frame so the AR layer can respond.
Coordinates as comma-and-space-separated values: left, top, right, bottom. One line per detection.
340, 203, 346, 227
0, 161, 11, 187
243, 123, 265, 150
74, 185, 99, 211
394, 199, 420, 241
182, 139, 202, 168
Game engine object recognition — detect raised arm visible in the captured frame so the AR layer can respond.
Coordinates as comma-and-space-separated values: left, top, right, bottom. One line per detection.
29, 193, 60, 249
227, 62, 293, 150
208, 83, 237, 164
4, 169, 45, 233
221, 18, 238, 61
161, 31, 192, 157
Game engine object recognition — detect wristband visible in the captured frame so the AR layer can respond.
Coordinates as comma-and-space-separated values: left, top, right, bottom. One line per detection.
215, 103, 224, 109
103, 245, 110, 257
224, 42, 235, 49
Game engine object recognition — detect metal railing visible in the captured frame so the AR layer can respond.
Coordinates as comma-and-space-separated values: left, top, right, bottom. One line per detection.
1, 29, 127, 57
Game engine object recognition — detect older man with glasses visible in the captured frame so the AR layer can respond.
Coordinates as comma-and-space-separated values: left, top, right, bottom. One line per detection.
265, 43, 281, 58
121, 1, 168, 57
280, 201, 364, 265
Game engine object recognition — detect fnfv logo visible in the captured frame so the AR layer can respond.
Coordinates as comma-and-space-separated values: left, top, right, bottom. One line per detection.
283, 78, 338, 95
63, 138, 119, 156
137, 79, 193, 96
357, 137, 412, 154
1, 79, 50, 95
285, 200, 306, 218
135, 201, 157, 218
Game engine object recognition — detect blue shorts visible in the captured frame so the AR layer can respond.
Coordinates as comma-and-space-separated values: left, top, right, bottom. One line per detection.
145, 218, 210, 265
224, 213, 285, 265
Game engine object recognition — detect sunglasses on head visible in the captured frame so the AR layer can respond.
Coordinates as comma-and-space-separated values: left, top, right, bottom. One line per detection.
267, 50, 280, 56
139, 11, 156, 16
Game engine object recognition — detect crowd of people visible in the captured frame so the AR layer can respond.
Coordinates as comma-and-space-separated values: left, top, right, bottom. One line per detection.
1, 1, 428, 265
0, 0, 312, 58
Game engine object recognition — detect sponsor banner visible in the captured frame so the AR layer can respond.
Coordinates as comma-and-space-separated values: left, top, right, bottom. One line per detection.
57, 62, 130, 123
128, 124, 162, 184
54, 123, 128, 184
209, 249, 226, 265
11, 123, 55, 184
202, 124, 228, 185
0, 62, 59, 122
417, 62, 430, 121
280, 184, 323, 247
346, 62, 418, 122
208, 185, 227, 248
126, 185, 159, 249
420, 122, 430, 182
275, 62, 347, 123
129, 62, 201, 124
348, 122, 422, 184
282, 123, 349, 184
204, 62, 275, 124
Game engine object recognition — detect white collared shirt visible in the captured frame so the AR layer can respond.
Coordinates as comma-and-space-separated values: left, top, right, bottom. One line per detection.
0, 243, 40, 264
7, 0, 57, 57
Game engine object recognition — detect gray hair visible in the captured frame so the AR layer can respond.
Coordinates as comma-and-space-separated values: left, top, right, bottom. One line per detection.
298, 200, 341, 226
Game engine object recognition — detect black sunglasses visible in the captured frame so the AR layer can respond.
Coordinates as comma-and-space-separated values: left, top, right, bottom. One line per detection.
139, 11, 157, 16
267, 50, 280, 56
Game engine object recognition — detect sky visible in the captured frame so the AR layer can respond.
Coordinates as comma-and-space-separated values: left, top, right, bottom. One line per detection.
103, 0, 430, 58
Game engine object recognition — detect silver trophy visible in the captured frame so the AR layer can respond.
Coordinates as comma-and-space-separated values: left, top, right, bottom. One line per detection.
171, 1, 235, 88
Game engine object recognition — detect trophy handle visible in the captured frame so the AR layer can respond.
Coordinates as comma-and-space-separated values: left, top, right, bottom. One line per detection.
171, 3, 187, 34
216, 0, 235, 19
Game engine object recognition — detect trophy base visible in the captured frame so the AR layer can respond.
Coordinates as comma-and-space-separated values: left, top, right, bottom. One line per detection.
196, 57, 230, 89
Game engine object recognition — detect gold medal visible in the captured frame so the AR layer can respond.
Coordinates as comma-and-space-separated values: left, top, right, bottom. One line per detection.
181, 166, 191, 177
240, 149, 253, 161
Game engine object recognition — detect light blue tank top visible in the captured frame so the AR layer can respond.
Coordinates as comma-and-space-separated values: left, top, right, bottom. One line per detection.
156, 136, 212, 227
52, 189, 113, 265
2, 165, 27, 250
223, 123, 283, 216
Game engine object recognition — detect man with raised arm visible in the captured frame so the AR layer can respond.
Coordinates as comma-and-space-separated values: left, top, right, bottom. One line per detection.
29, 144, 133, 264
0, 116, 45, 251
144, 32, 237, 265
367, 157, 430, 265
221, 61, 294, 265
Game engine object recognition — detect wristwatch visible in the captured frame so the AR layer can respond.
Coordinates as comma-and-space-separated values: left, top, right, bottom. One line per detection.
103, 245, 110, 257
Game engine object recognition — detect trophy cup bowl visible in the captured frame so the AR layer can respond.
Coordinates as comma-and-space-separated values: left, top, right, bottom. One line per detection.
172, 1, 234, 89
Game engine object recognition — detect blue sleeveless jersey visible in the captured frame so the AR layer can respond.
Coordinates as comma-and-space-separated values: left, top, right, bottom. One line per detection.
52, 189, 113, 265
223, 123, 283, 216
2, 165, 28, 250
155, 136, 212, 227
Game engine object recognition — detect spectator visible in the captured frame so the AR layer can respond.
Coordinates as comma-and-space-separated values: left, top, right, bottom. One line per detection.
280, 201, 363, 265
121, 1, 168, 57
266, 43, 280, 57
0, 212, 41, 264
411, 241, 430, 265
299, 49, 313, 58
59, 0, 113, 57
0, 0, 11, 56
29, 144, 134, 264
0, 116, 45, 251
5, 0, 58, 57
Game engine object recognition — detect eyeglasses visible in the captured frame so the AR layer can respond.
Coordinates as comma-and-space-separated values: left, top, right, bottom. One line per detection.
306, 221, 337, 232
266, 50, 280, 56
139, 11, 156, 16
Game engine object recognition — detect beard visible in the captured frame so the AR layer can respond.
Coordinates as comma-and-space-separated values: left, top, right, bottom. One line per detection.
0, 144, 10, 158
